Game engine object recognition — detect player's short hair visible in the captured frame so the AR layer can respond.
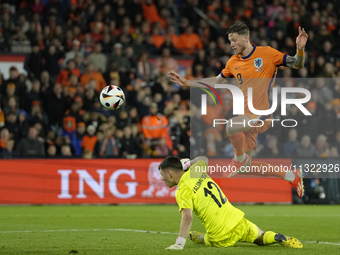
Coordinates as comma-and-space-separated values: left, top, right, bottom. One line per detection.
227, 22, 250, 36
158, 156, 182, 171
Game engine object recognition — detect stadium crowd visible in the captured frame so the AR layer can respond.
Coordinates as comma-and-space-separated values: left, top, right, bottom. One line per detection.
0, 0, 340, 160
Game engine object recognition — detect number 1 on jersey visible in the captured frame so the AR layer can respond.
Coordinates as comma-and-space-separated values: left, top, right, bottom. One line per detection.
237, 73, 243, 85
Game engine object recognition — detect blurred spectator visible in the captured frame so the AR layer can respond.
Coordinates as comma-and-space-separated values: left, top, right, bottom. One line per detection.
101, 33, 114, 55
205, 129, 223, 157
4, 112, 21, 145
283, 128, 299, 157
84, 111, 106, 130
80, 63, 106, 92
178, 26, 203, 55
87, 43, 107, 73
332, 131, 340, 153
10, 30, 31, 54
62, 116, 76, 141
24, 44, 44, 80
83, 149, 93, 159
320, 101, 336, 139
0, 29, 8, 52
116, 110, 131, 130
142, 102, 171, 148
62, 39, 84, 68
28, 101, 48, 132
202, 95, 224, 131
83, 88, 98, 112
71, 122, 86, 156
65, 100, 84, 123
0, 138, 15, 158
120, 126, 141, 158
25, 79, 42, 112
98, 127, 120, 157
3, 97, 20, 117
16, 126, 45, 156
40, 71, 53, 94
300, 102, 320, 143
258, 135, 281, 158
0, 127, 15, 157
43, 83, 69, 134
61, 144, 72, 157
142, 0, 165, 28
314, 78, 333, 105
47, 144, 57, 158
110, 43, 131, 75
155, 137, 169, 157
103, 61, 120, 86
320, 63, 336, 78
0, 107, 4, 128
1, 84, 20, 110
44, 130, 55, 152
296, 135, 316, 158
303, 177, 326, 204
153, 48, 179, 76
91, 97, 109, 118
329, 146, 340, 158
56, 59, 81, 87
1, 67, 26, 107
0, 128, 11, 152
315, 134, 329, 158
94, 130, 105, 156
82, 125, 97, 154
136, 51, 153, 82
43, 45, 64, 78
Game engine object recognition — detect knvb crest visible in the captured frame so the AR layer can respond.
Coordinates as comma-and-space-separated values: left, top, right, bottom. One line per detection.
254, 58, 263, 69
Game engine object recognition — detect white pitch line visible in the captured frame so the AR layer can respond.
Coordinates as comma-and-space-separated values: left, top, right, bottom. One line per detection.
0, 228, 339, 246
0, 228, 178, 235
303, 241, 340, 246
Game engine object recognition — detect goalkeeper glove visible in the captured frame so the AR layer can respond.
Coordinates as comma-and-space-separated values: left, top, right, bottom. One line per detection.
180, 158, 190, 170
165, 237, 186, 250
165, 244, 183, 250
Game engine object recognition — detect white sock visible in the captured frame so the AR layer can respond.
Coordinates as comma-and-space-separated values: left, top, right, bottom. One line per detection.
284, 171, 295, 182
234, 153, 246, 162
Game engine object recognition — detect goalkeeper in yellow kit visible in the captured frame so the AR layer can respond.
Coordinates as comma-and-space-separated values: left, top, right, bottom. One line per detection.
158, 156, 303, 250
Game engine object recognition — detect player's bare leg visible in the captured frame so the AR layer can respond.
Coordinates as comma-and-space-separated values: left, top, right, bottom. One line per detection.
225, 115, 252, 177
225, 116, 305, 197
240, 150, 305, 198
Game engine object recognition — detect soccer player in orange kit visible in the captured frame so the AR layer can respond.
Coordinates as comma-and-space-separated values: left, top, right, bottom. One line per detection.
169, 22, 308, 198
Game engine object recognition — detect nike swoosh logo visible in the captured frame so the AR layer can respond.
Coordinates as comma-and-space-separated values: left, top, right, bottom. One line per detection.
235, 66, 241, 70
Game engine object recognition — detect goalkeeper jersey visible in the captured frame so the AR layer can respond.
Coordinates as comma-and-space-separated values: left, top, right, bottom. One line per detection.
175, 160, 244, 241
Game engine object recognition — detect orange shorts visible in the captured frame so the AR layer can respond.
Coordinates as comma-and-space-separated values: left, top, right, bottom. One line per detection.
242, 113, 272, 152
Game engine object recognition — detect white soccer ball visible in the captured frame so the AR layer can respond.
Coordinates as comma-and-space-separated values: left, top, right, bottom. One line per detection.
99, 85, 125, 110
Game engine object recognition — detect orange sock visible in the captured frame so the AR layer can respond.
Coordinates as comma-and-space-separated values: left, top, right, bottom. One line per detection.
249, 161, 286, 179
229, 132, 245, 156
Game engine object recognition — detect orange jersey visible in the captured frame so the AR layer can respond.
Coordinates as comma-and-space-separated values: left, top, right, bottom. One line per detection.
221, 45, 287, 115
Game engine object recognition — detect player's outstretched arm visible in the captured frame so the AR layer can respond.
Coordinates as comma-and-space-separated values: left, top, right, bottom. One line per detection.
165, 209, 193, 250
168, 71, 230, 89
286, 26, 308, 69
168, 71, 190, 88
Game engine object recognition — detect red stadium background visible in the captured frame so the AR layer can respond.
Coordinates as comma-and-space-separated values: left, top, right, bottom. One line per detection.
0, 158, 292, 205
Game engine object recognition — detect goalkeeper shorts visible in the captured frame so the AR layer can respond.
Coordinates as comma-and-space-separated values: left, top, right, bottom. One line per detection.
204, 217, 259, 247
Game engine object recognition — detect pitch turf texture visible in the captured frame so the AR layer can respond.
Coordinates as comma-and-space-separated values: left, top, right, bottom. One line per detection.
0, 205, 339, 255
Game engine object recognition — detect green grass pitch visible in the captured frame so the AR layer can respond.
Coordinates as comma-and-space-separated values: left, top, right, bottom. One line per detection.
0, 205, 339, 254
